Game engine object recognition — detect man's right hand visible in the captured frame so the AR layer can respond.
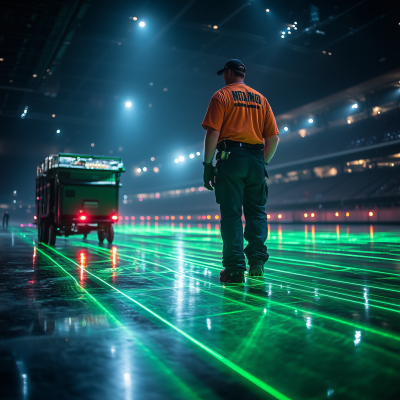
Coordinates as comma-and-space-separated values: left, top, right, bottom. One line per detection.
203, 163, 215, 191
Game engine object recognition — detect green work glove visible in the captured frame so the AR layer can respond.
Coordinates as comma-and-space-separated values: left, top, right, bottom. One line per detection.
203, 162, 215, 191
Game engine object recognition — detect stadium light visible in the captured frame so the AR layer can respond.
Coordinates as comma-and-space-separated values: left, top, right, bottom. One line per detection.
125, 101, 132, 107
137, 168, 141, 173
143, 167, 147, 171
266, 9, 270, 12
281, 35, 285, 38
308, 118, 313, 123
196, 152, 200, 156
56, 129, 60, 133
179, 156, 184, 162
139, 21, 145, 28
284, 127, 289, 131
189, 154, 195, 159
352, 103, 358, 109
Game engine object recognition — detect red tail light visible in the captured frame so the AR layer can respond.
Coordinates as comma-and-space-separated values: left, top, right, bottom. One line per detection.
78, 211, 88, 221
111, 214, 118, 220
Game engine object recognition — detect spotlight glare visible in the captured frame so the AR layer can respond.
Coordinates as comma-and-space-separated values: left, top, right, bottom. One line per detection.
294, 21, 297, 24
308, 118, 313, 123
179, 156, 184, 162
139, 21, 145, 27
281, 35, 284, 38
196, 152, 200, 156
284, 127, 288, 131
137, 168, 141, 173
143, 167, 147, 171
125, 101, 132, 107
56, 129, 60, 133
189, 154, 195, 159
174, 159, 179, 163
352, 103, 358, 109
266, 9, 270, 12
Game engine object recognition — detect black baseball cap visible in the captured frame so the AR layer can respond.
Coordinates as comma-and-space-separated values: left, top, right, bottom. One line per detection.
217, 59, 246, 75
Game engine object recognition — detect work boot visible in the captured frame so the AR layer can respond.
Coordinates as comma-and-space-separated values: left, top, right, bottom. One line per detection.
249, 264, 264, 277
220, 269, 245, 283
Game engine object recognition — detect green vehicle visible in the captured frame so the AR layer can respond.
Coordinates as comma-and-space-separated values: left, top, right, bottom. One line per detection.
34, 153, 124, 245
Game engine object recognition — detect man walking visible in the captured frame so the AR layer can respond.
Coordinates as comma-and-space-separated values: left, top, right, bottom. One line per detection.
202, 59, 279, 283
3, 211, 9, 228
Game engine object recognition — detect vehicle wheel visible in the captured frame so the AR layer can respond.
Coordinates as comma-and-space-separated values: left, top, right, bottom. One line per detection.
41, 221, 49, 244
97, 230, 106, 243
38, 223, 42, 242
106, 225, 114, 244
49, 224, 56, 246
83, 233, 88, 239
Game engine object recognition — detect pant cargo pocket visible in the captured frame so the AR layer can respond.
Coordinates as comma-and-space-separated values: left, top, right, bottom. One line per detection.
261, 181, 269, 205
215, 180, 226, 205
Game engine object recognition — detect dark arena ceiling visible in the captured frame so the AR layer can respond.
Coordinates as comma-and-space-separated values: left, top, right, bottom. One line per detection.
0, 0, 399, 198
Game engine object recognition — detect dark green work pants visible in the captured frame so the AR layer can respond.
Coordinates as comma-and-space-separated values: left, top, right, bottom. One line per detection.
214, 147, 269, 271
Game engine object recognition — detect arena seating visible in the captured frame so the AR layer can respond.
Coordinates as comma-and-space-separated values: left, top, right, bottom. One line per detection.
268, 167, 400, 207
273, 108, 400, 164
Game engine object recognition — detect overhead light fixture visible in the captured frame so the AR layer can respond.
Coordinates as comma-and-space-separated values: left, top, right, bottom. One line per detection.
352, 103, 358, 109
143, 167, 147, 171
284, 127, 288, 131
347, 119, 352, 124
266, 9, 270, 12
189, 154, 195, 159
213, 25, 218, 29
174, 159, 179, 163
139, 21, 145, 27
133, 17, 137, 21
179, 156, 184, 162
57, 129, 60, 133
308, 118, 313, 123
137, 168, 141, 172
196, 152, 200, 156
125, 101, 132, 107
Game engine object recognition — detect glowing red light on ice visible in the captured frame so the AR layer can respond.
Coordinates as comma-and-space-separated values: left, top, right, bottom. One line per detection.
111, 214, 118, 220
79, 215, 87, 221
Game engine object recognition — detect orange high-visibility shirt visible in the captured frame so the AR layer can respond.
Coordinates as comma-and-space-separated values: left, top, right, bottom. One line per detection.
202, 83, 279, 144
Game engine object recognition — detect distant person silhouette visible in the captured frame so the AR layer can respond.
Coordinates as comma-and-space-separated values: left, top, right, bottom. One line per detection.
3, 211, 9, 227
